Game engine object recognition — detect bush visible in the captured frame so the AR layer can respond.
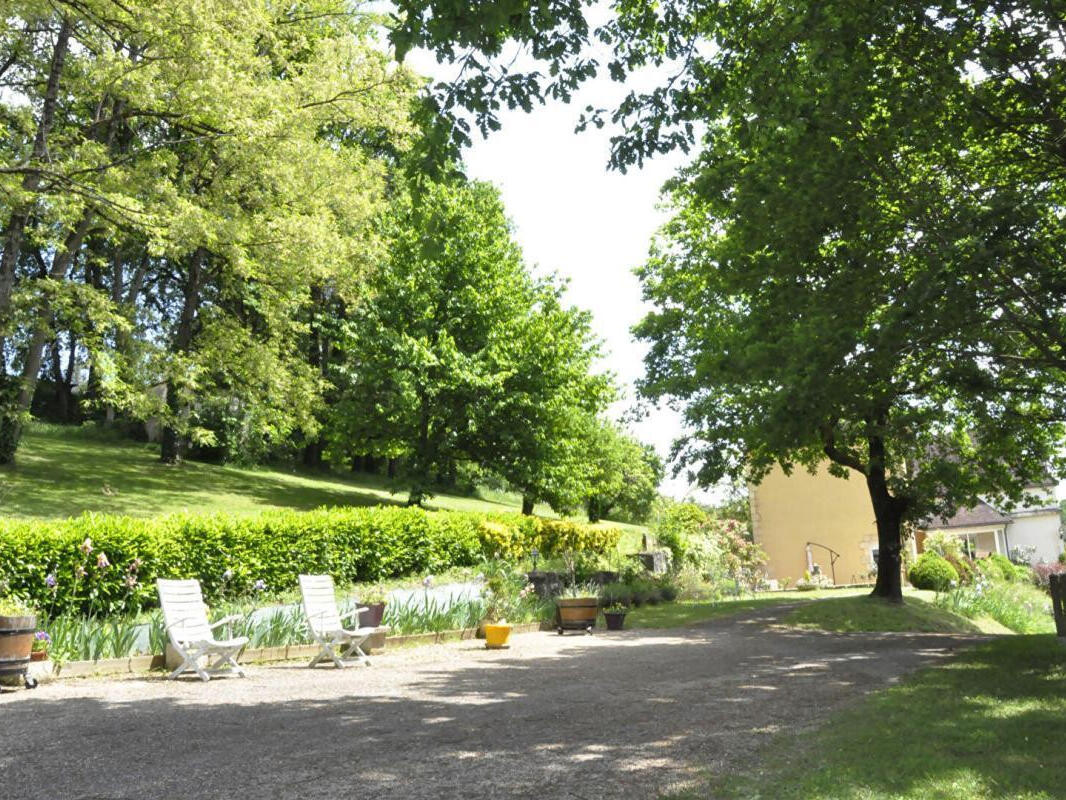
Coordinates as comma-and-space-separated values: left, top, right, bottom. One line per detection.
1031, 562, 1066, 591
908, 552, 959, 591
978, 553, 1029, 583
599, 581, 633, 607
0, 508, 619, 617
942, 554, 976, 585
937, 580, 1055, 634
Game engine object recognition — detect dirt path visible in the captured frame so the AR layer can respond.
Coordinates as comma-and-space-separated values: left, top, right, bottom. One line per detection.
0, 606, 983, 799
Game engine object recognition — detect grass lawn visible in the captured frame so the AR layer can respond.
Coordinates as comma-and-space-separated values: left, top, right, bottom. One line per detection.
627, 589, 1008, 634
0, 425, 646, 546
783, 594, 1004, 634
673, 635, 1066, 800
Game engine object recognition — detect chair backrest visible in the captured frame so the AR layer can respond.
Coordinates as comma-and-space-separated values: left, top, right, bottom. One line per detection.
157, 579, 213, 643
300, 574, 342, 635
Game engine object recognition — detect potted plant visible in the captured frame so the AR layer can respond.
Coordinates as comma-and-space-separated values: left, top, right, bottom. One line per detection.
555, 583, 599, 635
0, 598, 37, 687
481, 570, 512, 649
30, 631, 50, 662
602, 602, 628, 631
360, 585, 388, 628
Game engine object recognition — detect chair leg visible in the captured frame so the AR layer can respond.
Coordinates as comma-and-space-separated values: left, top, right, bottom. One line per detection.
341, 638, 370, 665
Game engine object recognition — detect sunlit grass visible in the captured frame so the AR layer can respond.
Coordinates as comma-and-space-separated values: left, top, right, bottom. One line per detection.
666, 636, 1066, 800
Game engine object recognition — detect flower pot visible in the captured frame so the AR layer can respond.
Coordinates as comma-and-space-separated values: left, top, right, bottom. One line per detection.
30, 651, 49, 662
483, 623, 512, 649
360, 602, 386, 628
555, 597, 598, 634
0, 614, 36, 686
603, 611, 627, 631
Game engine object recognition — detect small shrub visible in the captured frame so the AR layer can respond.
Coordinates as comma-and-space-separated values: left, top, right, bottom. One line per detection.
656, 576, 679, 602
599, 581, 633, 607
796, 571, 833, 591
942, 554, 976, 586
908, 552, 959, 591
922, 530, 964, 561
978, 553, 1028, 583
1031, 562, 1066, 591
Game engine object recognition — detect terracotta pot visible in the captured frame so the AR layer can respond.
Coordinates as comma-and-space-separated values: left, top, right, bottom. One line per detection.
483, 623, 512, 649
0, 614, 36, 680
360, 602, 386, 628
603, 611, 626, 631
555, 597, 598, 634
30, 650, 49, 662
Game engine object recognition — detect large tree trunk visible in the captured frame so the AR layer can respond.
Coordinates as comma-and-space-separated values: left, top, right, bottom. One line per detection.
160, 249, 206, 464
865, 435, 908, 603
16, 214, 95, 416
521, 494, 535, 516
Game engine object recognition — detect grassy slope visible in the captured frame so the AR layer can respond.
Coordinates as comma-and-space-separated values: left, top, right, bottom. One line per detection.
0, 425, 645, 546
783, 594, 991, 634
680, 635, 1066, 800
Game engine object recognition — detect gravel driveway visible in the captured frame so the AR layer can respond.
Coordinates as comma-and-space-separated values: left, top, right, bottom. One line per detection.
0, 605, 981, 799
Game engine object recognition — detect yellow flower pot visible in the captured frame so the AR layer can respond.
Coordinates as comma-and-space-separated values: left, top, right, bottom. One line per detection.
483, 623, 512, 649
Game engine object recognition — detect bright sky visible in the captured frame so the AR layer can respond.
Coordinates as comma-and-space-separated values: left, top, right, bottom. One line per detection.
403, 49, 715, 501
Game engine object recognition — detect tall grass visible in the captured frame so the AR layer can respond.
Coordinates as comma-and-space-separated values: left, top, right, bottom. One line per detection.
936, 579, 1055, 634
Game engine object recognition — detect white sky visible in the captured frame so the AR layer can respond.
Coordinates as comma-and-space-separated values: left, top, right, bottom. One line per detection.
404, 48, 716, 501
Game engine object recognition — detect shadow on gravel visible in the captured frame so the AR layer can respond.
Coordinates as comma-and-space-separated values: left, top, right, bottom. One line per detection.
0, 621, 983, 800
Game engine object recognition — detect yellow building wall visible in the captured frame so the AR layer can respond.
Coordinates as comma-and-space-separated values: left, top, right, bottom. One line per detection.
751, 463, 881, 585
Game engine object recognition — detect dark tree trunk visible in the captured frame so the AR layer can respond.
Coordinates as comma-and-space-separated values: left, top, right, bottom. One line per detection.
160, 249, 206, 464
586, 496, 602, 523
387, 457, 397, 478
521, 494, 535, 516
303, 439, 323, 468
865, 436, 908, 603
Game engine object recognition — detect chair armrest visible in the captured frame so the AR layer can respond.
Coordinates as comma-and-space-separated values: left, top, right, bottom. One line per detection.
210, 614, 242, 629
341, 606, 369, 621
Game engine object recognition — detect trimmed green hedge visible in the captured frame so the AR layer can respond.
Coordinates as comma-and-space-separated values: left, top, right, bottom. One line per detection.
908, 552, 959, 591
0, 507, 620, 616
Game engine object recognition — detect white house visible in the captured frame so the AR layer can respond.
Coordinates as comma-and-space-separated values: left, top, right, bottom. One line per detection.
921, 485, 1063, 564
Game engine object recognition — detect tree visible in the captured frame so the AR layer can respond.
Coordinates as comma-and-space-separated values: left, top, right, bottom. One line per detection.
326, 179, 534, 505
396, 0, 1066, 600
0, 1, 417, 463
582, 419, 663, 523
474, 284, 615, 515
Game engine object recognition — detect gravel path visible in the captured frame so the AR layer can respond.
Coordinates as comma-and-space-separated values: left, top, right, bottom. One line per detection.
0, 605, 982, 799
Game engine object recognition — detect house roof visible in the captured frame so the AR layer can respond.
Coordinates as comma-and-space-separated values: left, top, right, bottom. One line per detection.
924, 500, 1011, 530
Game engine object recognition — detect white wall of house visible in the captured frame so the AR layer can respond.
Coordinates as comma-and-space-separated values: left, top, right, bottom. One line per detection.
1005, 510, 1062, 564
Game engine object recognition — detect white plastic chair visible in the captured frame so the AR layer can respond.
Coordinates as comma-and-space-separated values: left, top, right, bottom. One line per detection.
157, 579, 248, 682
299, 574, 378, 668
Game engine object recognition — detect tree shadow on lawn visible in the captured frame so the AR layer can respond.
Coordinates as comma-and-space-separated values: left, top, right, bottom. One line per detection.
0, 623, 991, 800
699, 633, 1066, 800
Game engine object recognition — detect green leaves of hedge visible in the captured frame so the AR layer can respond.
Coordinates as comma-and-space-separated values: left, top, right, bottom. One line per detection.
0, 507, 619, 616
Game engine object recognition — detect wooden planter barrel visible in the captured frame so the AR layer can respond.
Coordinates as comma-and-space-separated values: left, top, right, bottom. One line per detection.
555, 598, 598, 635
0, 614, 37, 689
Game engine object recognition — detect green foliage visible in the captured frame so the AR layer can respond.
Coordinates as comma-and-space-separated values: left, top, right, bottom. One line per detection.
921, 531, 964, 561
908, 553, 959, 592
476, 516, 620, 561
582, 419, 663, 523
0, 507, 616, 616
0, 597, 33, 616
936, 580, 1055, 635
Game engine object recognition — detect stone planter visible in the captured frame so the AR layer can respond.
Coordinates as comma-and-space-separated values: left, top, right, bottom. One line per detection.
360, 603, 386, 628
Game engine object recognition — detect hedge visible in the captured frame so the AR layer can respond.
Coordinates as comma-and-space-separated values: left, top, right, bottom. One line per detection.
0, 507, 620, 616
908, 552, 959, 591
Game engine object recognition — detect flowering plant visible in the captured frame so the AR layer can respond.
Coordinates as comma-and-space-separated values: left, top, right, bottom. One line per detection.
32, 630, 50, 653
603, 602, 628, 614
